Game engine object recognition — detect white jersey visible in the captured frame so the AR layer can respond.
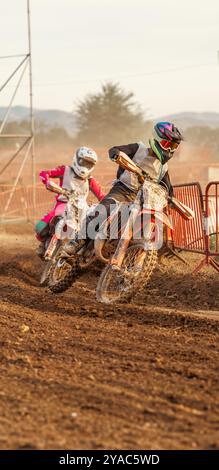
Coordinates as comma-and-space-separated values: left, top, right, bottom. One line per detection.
58, 166, 89, 203
119, 142, 168, 192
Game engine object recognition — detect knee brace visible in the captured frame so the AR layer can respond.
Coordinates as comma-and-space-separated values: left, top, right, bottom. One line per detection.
35, 220, 49, 241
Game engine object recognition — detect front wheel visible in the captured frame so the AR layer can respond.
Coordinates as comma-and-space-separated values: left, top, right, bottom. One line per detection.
96, 243, 157, 304
39, 240, 61, 287
40, 260, 54, 287
48, 252, 79, 294
48, 240, 94, 293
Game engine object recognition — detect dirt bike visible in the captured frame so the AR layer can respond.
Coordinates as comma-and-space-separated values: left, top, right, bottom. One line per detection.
96, 153, 194, 303
48, 153, 194, 301
39, 180, 91, 286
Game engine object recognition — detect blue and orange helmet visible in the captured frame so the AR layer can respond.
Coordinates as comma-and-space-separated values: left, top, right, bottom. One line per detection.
150, 122, 184, 163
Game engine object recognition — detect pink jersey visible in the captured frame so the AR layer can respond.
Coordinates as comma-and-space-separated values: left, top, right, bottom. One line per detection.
39, 165, 105, 202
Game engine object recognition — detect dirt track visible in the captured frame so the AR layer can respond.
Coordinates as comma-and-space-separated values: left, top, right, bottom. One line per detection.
0, 224, 219, 450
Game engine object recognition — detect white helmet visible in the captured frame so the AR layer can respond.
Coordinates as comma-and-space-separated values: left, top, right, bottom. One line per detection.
72, 146, 97, 179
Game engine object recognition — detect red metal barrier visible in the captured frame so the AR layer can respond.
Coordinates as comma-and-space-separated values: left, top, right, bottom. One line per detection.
194, 181, 219, 273
170, 183, 205, 253
170, 182, 219, 273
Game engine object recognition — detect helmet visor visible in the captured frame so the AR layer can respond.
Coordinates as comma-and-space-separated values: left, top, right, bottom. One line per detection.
159, 139, 179, 152
77, 157, 95, 170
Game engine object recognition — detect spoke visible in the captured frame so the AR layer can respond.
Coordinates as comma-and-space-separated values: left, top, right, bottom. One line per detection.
53, 261, 71, 282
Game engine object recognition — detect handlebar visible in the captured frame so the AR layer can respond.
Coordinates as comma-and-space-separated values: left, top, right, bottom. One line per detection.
46, 180, 71, 198
115, 152, 194, 221
116, 152, 146, 183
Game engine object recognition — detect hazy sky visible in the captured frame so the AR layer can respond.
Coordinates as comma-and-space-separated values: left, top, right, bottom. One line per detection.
1, 0, 219, 117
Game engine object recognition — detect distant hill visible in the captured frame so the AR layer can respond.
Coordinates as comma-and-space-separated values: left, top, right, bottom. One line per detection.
0, 105, 76, 136
157, 112, 219, 131
1, 107, 219, 137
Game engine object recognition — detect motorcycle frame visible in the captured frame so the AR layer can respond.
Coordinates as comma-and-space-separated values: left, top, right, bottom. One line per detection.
109, 193, 171, 269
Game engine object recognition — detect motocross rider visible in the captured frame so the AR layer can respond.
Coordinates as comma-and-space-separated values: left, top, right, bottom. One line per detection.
35, 146, 105, 258
64, 122, 183, 254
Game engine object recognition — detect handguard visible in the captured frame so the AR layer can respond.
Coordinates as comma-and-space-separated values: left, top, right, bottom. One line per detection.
116, 152, 145, 183
46, 180, 69, 198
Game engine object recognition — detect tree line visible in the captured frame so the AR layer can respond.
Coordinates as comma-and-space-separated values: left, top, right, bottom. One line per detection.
0, 82, 218, 161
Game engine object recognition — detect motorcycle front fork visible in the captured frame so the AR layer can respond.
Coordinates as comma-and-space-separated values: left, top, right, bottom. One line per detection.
110, 213, 155, 271
45, 234, 59, 261
110, 205, 141, 270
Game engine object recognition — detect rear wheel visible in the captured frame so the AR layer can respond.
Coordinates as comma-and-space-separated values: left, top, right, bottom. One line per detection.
96, 243, 157, 304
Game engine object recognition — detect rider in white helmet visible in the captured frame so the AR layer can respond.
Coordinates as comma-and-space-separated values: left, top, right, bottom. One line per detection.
35, 146, 105, 257
72, 146, 98, 179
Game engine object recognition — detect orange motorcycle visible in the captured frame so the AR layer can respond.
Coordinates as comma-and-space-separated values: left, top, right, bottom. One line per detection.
48, 153, 193, 303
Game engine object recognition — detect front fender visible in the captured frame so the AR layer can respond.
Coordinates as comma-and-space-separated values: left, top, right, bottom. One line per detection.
55, 218, 64, 239
141, 209, 173, 230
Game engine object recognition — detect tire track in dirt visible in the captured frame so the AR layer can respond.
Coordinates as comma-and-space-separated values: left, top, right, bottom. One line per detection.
0, 229, 219, 449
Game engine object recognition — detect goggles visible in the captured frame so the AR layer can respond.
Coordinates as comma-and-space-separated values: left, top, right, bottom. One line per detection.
77, 157, 95, 169
159, 139, 179, 152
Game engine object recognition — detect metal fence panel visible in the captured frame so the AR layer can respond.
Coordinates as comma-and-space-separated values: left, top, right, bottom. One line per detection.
171, 183, 205, 253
